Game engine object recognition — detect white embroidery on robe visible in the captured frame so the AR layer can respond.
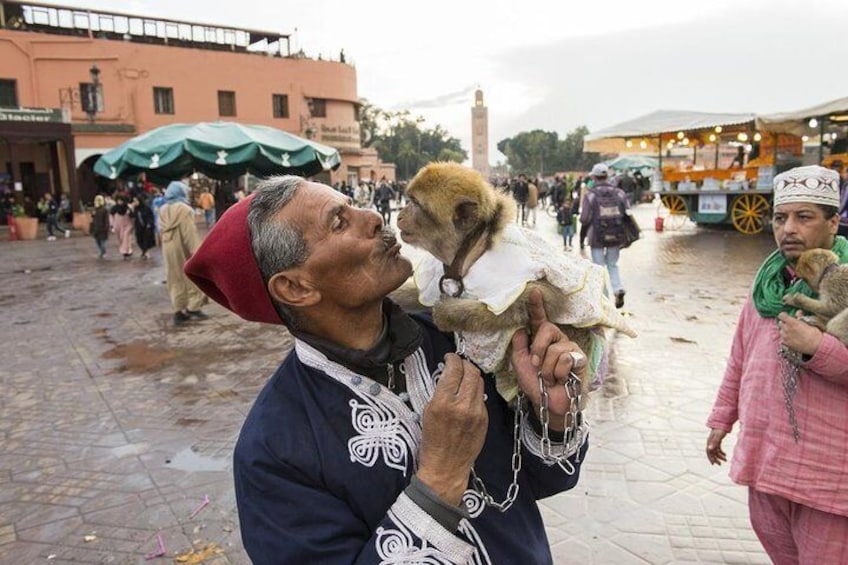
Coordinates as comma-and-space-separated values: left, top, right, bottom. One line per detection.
376, 520, 456, 564
348, 398, 416, 475
459, 490, 493, 565
295, 341, 425, 474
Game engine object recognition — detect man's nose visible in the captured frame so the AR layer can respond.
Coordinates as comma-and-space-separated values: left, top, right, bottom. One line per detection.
782, 215, 800, 233
354, 206, 383, 235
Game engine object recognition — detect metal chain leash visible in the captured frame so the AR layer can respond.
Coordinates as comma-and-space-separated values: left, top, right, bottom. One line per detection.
538, 370, 583, 474
457, 335, 585, 511
778, 342, 802, 442
470, 391, 524, 513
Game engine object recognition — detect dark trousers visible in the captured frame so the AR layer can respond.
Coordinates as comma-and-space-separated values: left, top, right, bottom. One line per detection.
46, 213, 65, 236
378, 200, 391, 224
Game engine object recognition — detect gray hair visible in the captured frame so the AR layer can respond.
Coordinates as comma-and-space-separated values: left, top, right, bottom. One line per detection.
247, 175, 309, 328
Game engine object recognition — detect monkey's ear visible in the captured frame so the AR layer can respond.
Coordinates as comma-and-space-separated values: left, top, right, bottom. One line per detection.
453, 198, 480, 231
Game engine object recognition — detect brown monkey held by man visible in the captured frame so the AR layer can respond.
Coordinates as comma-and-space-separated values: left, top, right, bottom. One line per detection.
783, 248, 848, 345
397, 162, 636, 403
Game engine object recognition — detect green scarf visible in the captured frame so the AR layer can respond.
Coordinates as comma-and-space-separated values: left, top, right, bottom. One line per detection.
752, 235, 848, 318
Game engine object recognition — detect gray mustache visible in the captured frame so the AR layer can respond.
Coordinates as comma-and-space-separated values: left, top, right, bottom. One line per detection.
380, 227, 397, 249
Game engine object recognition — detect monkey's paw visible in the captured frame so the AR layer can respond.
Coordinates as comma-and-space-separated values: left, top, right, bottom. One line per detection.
783, 293, 800, 306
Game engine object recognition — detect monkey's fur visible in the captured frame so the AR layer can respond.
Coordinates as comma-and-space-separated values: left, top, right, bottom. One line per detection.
783, 248, 848, 345
398, 162, 633, 402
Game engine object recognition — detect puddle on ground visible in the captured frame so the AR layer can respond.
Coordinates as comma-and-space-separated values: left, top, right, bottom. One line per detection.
101, 340, 175, 371
168, 447, 228, 472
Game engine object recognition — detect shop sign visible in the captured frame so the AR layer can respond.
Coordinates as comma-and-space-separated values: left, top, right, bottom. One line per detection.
0, 108, 66, 123
318, 123, 361, 148
698, 194, 727, 214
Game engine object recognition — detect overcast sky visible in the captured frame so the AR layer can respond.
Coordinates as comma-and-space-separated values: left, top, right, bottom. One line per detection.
42, 0, 848, 163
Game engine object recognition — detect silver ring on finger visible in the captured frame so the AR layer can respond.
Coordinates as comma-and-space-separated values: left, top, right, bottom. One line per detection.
569, 351, 586, 367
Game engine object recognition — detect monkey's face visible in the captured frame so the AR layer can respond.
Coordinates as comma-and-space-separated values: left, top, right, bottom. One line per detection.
795, 249, 839, 291
397, 195, 466, 264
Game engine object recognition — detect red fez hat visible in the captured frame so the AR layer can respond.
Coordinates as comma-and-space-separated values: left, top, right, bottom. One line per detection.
184, 194, 283, 324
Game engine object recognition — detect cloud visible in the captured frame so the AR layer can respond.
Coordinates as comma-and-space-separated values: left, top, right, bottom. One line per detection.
490, 2, 848, 139
390, 86, 479, 111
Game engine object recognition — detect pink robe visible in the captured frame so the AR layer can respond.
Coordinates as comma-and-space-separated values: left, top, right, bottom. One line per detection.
111, 212, 134, 256
708, 297, 848, 517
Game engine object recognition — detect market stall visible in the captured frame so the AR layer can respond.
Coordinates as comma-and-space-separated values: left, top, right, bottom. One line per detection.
757, 96, 848, 176
585, 109, 788, 234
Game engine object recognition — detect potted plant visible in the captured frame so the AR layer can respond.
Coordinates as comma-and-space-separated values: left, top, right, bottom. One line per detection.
72, 202, 92, 235
12, 204, 39, 240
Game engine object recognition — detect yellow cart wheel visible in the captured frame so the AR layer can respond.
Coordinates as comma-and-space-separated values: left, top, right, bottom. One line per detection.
731, 194, 770, 234
659, 194, 689, 230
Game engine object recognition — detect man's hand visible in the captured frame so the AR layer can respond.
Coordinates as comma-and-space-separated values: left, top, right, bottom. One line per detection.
511, 289, 587, 432
777, 311, 823, 356
416, 354, 488, 506
706, 428, 728, 465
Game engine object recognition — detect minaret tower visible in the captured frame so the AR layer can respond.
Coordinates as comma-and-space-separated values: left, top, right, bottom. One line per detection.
471, 88, 489, 178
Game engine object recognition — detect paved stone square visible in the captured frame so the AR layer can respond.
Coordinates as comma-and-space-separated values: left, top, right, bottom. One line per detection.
0, 203, 771, 564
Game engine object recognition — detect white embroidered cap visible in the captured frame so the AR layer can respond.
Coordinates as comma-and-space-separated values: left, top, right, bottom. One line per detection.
773, 165, 841, 208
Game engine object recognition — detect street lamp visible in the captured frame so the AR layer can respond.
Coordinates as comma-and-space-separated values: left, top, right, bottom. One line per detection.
300, 115, 316, 139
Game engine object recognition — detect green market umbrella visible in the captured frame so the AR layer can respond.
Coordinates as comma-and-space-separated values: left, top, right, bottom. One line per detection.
603, 155, 659, 172
94, 121, 341, 183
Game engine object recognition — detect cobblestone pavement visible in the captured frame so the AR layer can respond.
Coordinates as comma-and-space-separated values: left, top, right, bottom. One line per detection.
0, 202, 773, 564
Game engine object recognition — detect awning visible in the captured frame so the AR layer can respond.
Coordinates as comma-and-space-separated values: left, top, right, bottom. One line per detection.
94, 121, 341, 184
584, 110, 756, 153
756, 96, 848, 136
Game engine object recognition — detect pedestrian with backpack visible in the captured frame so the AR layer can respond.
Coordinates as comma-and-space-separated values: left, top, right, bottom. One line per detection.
580, 163, 629, 308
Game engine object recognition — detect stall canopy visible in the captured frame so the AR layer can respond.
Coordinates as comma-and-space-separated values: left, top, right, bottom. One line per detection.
584, 110, 756, 153
94, 121, 341, 184
756, 96, 848, 136
604, 155, 658, 172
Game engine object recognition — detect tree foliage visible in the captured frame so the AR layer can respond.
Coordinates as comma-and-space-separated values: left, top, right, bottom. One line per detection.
497, 126, 600, 175
358, 99, 467, 179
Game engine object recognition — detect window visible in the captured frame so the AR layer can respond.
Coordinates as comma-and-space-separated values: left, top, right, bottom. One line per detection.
79, 82, 104, 113
0, 79, 17, 107
272, 94, 289, 118
308, 98, 326, 118
218, 90, 236, 117
153, 87, 174, 114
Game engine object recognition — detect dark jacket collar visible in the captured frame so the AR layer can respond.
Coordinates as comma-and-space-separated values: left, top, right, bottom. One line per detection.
292, 298, 423, 384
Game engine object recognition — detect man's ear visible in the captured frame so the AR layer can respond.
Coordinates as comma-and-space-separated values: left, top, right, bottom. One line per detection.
268, 270, 321, 308
453, 198, 479, 231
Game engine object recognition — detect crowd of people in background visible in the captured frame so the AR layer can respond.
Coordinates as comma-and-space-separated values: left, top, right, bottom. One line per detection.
334, 176, 407, 218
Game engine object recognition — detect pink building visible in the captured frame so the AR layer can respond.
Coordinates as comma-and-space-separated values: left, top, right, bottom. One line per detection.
0, 0, 394, 209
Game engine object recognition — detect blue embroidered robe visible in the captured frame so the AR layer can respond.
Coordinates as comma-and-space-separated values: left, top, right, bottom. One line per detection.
234, 315, 588, 564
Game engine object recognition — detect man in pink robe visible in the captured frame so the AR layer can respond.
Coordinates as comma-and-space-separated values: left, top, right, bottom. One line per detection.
706, 165, 848, 564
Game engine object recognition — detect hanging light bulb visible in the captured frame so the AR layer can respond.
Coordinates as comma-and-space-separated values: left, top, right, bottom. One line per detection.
708, 133, 717, 143
639, 139, 647, 149
677, 131, 685, 140
667, 140, 674, 148
737, 132, 748, 142
809, 118, 818, 128
715, 126, 722, 133
802, 135, 810, 142
753, 132, 762, 142
682, 137, 690, 146
625, 140, 633, 148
